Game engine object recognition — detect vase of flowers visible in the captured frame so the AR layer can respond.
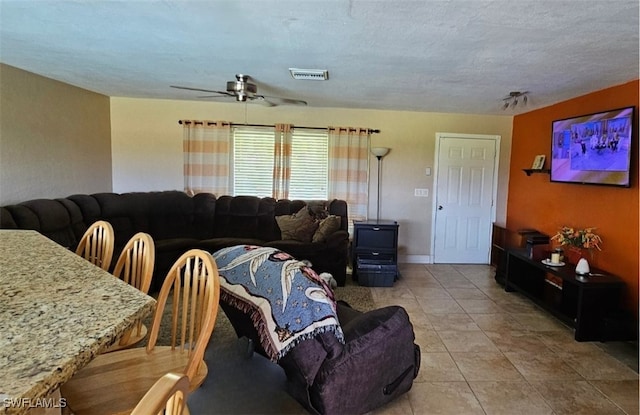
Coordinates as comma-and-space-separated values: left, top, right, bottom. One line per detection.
565, 246, 584, 265
551, 226, 602, 264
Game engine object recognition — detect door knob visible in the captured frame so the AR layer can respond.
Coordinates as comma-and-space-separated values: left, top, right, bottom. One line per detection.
438, 205, 443, 210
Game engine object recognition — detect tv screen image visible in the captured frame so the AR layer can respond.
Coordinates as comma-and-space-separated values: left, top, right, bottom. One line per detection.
550, 106, 635, 187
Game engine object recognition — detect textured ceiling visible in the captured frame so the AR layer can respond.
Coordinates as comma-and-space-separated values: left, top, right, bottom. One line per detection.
0, 0, 638, 115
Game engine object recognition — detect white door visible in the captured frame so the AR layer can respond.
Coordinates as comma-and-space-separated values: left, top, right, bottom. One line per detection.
432, 133, 499, 263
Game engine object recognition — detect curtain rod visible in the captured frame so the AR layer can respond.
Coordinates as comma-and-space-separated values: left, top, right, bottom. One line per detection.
178, 120, 380, 134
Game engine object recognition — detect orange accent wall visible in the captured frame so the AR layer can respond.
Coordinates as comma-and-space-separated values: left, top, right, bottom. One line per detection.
507, 80, 639, 313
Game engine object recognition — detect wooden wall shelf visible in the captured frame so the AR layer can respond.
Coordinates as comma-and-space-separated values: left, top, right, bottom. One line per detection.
523, 168, 550, 176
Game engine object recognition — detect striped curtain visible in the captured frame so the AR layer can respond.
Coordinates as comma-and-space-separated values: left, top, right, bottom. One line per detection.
328, 127, 370, 223
272, 124, 293, 200
182, 120, 231, 196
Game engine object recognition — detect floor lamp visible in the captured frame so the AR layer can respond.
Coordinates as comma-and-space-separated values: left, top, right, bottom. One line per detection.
371, 147, 390, 221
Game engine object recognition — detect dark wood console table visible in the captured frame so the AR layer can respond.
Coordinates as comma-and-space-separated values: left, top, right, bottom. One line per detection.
504, 249, 624, 341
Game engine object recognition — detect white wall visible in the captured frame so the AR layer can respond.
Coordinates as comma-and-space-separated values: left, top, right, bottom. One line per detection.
0, 64, 112, 204
111, 97, 513, 261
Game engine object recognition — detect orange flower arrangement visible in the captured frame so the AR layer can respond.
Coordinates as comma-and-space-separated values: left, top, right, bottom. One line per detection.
551, 226, 602, 251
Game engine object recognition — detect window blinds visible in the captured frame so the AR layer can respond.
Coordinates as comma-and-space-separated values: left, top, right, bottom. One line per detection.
232, 126, 329, 199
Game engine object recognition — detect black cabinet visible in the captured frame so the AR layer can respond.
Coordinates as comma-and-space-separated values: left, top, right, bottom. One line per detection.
352, 220, 399, 286
491, 224, 548, 285
491, 224, 509, 285
504, 249, 624, 341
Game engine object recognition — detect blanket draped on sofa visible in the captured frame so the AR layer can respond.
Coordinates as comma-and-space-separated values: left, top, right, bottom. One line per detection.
213, 245, 344, 361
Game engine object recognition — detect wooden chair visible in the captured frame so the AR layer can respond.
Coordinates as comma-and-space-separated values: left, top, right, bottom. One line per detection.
131, 372, 191, 415
61, 249, 220, 415
75, 220, 115, 271
103, 232, 156, 352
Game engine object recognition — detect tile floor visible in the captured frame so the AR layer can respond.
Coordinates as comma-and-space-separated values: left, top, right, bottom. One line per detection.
189, 263, 639, 414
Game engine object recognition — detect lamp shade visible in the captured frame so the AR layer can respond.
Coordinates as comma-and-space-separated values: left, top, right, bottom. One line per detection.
371, 147, 390, 157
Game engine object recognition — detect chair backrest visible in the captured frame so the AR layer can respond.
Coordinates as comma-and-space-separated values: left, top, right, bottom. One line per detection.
112, 232, 155, 294
146, 249, 220, 381
131, 372, 190, 415
75, 220, 115, 271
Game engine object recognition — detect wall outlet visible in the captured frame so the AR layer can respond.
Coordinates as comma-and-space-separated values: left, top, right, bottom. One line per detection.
414, 188, 429, 197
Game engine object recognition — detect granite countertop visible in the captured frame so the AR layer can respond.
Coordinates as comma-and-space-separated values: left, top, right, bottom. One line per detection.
0, 230, 156, 415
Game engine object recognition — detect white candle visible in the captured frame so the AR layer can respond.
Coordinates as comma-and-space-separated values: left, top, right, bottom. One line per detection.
551, 252, 560, 264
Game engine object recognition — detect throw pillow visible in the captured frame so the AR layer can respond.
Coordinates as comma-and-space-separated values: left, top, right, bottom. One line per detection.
312, 215, 341, 243
276, 207, 319, 243
307, 201, 330, 220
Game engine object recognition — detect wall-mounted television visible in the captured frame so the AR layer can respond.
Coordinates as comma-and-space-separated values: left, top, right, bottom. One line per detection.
550, 106, 635, 187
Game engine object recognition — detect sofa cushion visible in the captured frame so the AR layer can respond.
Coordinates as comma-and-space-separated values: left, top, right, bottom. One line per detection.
0, 207, 17, 229
67, 194, 102, 225
214, 195, 279, 241
5, 199, 81, 249
274, 199, 308, 216
3, 205, 35, 229
276, 207, 318, 243
327, 199, 348, 232
56, 198, 87, 245
192, 192, 217, 238
307, 201, 330, 220
312, 215, 341, 243
145, 191, 215, 240
88, 193, 150, 247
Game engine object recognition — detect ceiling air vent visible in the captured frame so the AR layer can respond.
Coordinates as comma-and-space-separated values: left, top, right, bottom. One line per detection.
289, 68, 329, 81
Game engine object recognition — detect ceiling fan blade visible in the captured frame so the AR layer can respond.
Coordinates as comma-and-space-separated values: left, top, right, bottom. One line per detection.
250, 96, 276, 107
171, 85, 233, 96
262, 95, 308, 106
171, 77, 308, 107
198, 95, 235, 99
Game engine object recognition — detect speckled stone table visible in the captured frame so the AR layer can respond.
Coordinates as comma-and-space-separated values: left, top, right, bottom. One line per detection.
0, 230, 156, 415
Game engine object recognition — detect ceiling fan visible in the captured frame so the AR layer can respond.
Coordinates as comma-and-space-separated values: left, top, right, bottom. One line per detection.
501, 91, 529, 110
171, 74, 307, 107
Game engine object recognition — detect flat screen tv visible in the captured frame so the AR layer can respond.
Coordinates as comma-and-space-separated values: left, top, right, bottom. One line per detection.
550, 106, 635, 187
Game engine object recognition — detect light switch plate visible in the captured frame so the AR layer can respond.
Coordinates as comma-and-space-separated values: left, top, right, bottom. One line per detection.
425, 167, 431, 176
414, 188, 429, 197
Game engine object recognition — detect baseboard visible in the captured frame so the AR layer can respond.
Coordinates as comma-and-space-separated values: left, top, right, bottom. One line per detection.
399, 255, 432, 264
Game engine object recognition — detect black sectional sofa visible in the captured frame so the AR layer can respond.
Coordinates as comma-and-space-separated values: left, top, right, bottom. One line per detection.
0, 191, 350, 291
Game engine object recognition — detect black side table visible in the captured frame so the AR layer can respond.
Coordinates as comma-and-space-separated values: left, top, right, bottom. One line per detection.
352, 220, 399, 286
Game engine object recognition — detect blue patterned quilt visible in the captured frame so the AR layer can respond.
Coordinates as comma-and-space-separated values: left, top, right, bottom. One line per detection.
213, 245, 344, 361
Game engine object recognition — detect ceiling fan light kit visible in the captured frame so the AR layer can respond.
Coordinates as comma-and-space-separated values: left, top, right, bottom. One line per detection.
288, 68, 329, 80
227, 74, 257, 101
502, 91, 529, 110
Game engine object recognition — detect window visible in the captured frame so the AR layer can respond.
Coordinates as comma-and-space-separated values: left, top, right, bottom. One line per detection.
232, 127, 274, 197
289, 130, 328, 199
231, 126, 328, 199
